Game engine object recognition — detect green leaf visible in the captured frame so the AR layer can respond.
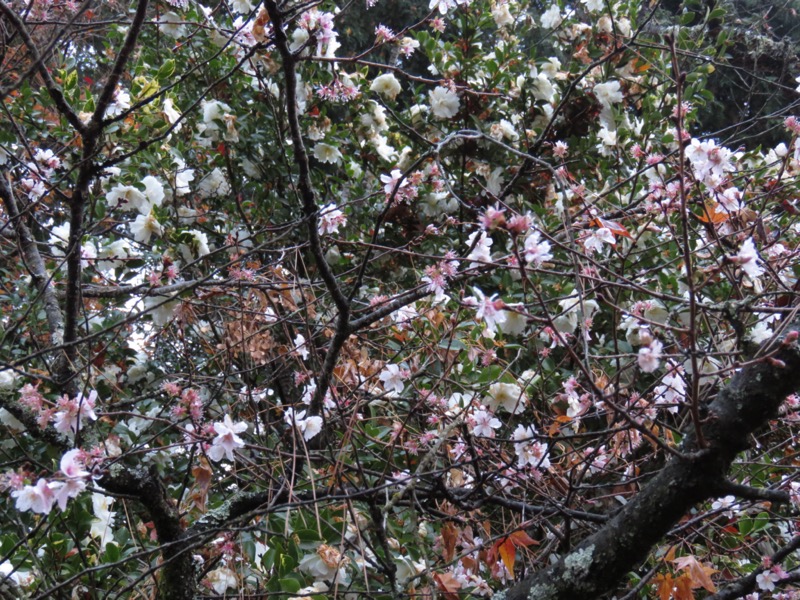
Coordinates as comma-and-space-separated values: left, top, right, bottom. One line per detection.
157, 59, 176, 81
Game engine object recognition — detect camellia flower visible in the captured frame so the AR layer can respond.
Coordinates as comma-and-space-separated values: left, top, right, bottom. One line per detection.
130, 211, 163, 244
428, 86, 460, 119
313, 142, 343, 165
284, 407, 323, 441
466, 230, 493, 267
593, 80, 624, 108
540, 4, 563, 29
370, 73, 402, 100
207, 414, 248, 462
90, 493, 116, 549
485, 382, 527, 414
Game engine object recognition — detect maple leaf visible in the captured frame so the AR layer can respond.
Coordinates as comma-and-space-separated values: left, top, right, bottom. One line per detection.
673, 555, 718, 593
433, 572, 462, 600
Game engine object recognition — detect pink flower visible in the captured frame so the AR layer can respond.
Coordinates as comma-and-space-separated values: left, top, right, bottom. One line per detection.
379, 364, 406, 395
207, 415, 247, 462
52, 390, 99, 438
12, 478, 56, 514
470, 408, 501, 438
523, 230, 553, 266
582, 228, 615, 255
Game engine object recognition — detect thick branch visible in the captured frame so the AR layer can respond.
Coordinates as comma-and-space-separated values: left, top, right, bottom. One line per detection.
498, 323, 800, 600
100, 466, 195, 600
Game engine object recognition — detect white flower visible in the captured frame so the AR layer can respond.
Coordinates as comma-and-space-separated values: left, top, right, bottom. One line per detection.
53, 390, 99, 438
429, 0, 457, 15
206, 567, 238, 595
284, 407, 323, 441
540, 5, 563, 28
49, 222, 71, 256
732, 237, 764, 279
370, 73, 402, 100
294, 333, 309, 360
486, 382, 527, 414
106, 184, 149, 213
464, 287, 507, 338
179, 229, 211, 263
299, 545, 350, 584
492, 2, 514, 27
582, 0, 604, 12
207, 414, 247, 462
89, 493, 116, 549
130, 212, 163, 244
0, 369, 18, 392
231, 0, 254, 12
638, 339, 663, 373
653, 361, 686, 412
512, 424, 550, 469
142, 176, 165, 209
143, 295, 179, 327
159, 11, 186, 38
756, 570, 780, 592
379, 364, 406, 395
593, 80, 624, 107
163, 98, 182, 130
197, 167, 230, 198
428, 86, 460, 119
313, 142, 343, 165
466, 230, 493, 267
531, 73, 557, 103
97, 239, 132, 271
54, 449, 89, 510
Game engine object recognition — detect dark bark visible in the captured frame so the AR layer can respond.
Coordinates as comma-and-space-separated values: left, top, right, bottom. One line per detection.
498, 323, 800, 600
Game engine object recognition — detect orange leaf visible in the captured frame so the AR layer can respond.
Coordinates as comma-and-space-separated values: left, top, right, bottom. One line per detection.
653, 573, 673, 600
673, 555, 718, 593
591, 217, 632, 238
498, 537, 516, 573
674, 573, 695, 600
433, 572, 462, 600
508, 530, 539, 548
440, 523, 458, 563
695, 201, 729, 224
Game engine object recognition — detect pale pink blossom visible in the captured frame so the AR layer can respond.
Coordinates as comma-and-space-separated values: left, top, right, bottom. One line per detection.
470, 408, 501, 438
379, 364, 407, 395
583, 227, 615, 255
12, 478, 56, 514
637, 339, 663, 373
523, 230, 553, 266
284, 408, 323, 441
732, 237, 764, 279
52, 390, 99, 438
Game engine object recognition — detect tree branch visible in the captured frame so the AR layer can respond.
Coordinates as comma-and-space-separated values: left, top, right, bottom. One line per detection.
498, 321, 800, 600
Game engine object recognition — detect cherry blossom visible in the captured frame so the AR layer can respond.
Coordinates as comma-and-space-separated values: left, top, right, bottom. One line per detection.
207, 415, 248, 462
284, 408, 323, 441
52, 390, 98, 438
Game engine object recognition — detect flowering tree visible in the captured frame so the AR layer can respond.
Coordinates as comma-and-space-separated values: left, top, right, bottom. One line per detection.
2, 0, 800, 598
